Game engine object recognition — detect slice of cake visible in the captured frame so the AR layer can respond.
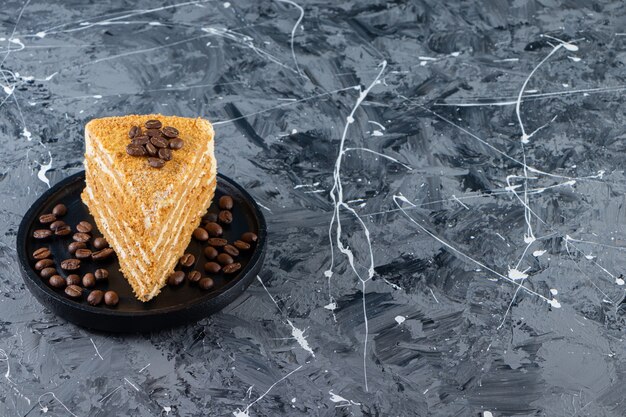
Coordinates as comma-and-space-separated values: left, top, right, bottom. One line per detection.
81, 114, 216, 301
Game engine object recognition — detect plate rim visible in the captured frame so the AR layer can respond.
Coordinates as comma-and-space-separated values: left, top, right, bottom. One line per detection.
16, 170, 267, 318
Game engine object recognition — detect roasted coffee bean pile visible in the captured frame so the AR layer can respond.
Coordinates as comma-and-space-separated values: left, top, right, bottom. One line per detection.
31, 203, 119, 306
126, 119, 184, 168
169, 194, 258, 289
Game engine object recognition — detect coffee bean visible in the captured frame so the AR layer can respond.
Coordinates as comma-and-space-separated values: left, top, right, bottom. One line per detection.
104, 291, 119, 306
242, 232, 258, 243
75, 248, 92, 259
167, 271, 185, 286
88, 290, 104, 306
233, 240, 251, 251
49, 275, 66, 289
158, 147, 172, 161
132, 135, 150, 146
66, 274, 81, 286
40, 267, 57, 278
223, 245, 239, 257
193, 227, 209, 241
126, 143, 147, 157
150, 136, 168, 148
219, 196, 234, 210
187, 270, 202, 283
68, 241, 87, 254
65, 285, 82, 299
93, 237, 109, 250
145, 119, 162, 129
129, 125, 141, 138
76, 221, 93, 233
33, 229, 52, 239
218, 210, 233, 224
39, 213, 56, 224
204, 222, 222, 237
162, 126, 179, 138
61, 258, 81, 271
33, 247, 51, 260
73, 232, 90, 243
145, 142, 158, 156
203, 212, 218, 223
207, 238, 227, 247
179, 253, 195, 268
52, 203, 67, 217
92, 248, 114, 261
95, 268, 109, 281
146, 128, 161, 137
204, 246, 218, 259
49, 220, 66, 231
222, 263, 242, 274
82, 273, 96, 288
204, 262, 221, 274
35, 258, 55, 271
199, 277, 214, 290
217, 253, 234, 265
148, 157, 165, 168
54, 225, 72, 236
169, 138, 184, 149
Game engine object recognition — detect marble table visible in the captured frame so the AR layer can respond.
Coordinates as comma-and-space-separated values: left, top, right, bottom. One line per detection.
1, 1, 625, 416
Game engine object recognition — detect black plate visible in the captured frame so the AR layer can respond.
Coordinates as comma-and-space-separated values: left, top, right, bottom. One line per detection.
17, 171, 266, 333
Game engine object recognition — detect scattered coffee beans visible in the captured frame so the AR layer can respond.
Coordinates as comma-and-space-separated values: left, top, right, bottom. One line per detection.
217, 253, 234, 266
203, 212, 218, 223
199, 277, 214, 290
158, 147, 172, 161
169, 137, 184, 150
40, 267, 57, 278
68, 241, 87, 254
162, 126, 179, 138
93, 237, 109, 250
104, 291, 119, 306
76, 221, 93, 233
223, 245, 239, 257
145, 119, 162, 129
49, 220, 66, 231
73, 232, 90, 243
222, 263, 242, 274
218, 210, 233, 224
49, 275, 66, 289
39, 213, 56, 224
128, 125, 141, 138
52, 203, 67, 217
204, 246, 218, 259
75, 248, 92, 259
233, 240, 251, 251
241, 232, 258, 243
66, 274, 81, 286
65, 285, 82, 299
92, 248, 114, 261
207, 238, 227, 247
187, 270, 201, 283
33, 247, 51, 260
55, 224, 72, 236
219, 196, 234, 210
35, 258, 55, 271
33, 229, 52, 239
88, 290, 104, 306
61, 258, 81, 271
148, 157, 165, 168
167, 271, 185, 286
95, 268, 109, 281
179, 253, 195, 268
204, 262, 221, 274
204, 222, 222, 237
146, 142, 158, 156
193, 227, 209, 241
82, 273, 96, 288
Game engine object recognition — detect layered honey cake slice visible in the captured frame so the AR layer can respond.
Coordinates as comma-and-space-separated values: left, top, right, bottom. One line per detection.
81, 114, 217, 301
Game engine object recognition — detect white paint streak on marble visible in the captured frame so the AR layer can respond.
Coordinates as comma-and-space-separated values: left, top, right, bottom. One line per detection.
38, 392, 78, 417
394, 315, 406, 324
37, 152, 52, 188
90, 338, 104, 360
329, 390, 361, 408
275, 0, 305, 77
232, 365, 303, 417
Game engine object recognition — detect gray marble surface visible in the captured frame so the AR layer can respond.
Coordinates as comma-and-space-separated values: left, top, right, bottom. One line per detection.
2, 0, 626, 416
